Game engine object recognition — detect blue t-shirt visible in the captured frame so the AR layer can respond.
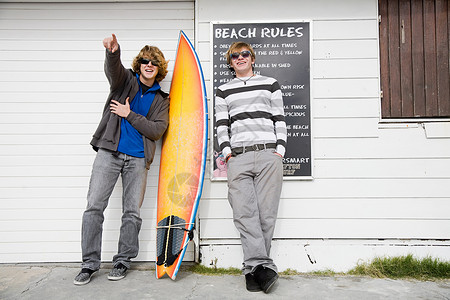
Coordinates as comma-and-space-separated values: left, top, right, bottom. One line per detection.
117, 75, 160, 157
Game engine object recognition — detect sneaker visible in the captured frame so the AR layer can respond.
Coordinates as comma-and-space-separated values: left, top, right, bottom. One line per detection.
73, 268, 97, 286
253, 265, 279, 293
107, 264, 127, 281
245, 273, 262, 292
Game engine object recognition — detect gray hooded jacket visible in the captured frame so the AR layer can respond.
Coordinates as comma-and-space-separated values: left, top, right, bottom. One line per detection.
90, 46, 170, 169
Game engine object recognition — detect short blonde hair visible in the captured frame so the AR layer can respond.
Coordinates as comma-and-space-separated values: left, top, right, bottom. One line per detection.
225, 42, 256, 65
132, 45, 168, 83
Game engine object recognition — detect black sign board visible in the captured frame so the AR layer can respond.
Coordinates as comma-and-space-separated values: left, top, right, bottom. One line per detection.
211, 21, 312, 179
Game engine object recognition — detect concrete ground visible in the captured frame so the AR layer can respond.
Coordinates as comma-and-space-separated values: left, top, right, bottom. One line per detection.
1, 263, 449, 299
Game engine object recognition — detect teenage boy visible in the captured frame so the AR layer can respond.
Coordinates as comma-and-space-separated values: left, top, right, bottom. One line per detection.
215, 42, 287, 293
74, 34, 170, 285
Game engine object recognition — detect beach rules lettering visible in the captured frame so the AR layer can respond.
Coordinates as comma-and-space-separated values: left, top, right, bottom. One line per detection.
211, 21, 312, 179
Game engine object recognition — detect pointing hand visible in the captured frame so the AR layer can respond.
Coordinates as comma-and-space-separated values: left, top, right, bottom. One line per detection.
103, 33, 119, 53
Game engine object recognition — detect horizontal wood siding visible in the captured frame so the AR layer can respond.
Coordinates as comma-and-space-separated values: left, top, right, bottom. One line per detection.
197, 0, 450, 257
1, 0, 449, 269
0, 1, 194, 263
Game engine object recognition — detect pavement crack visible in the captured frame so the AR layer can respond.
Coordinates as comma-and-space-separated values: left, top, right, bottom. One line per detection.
20, 266, 54, 296
187, 274, 200, 299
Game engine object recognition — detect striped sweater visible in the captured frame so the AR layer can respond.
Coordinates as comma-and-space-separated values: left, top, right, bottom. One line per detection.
215, 75, 287, 158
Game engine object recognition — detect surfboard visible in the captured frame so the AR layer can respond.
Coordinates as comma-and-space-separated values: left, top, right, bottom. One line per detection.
156, 31, 208, 280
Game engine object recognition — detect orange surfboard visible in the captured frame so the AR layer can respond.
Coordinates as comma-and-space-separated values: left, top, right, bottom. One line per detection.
156, 31, 207, 280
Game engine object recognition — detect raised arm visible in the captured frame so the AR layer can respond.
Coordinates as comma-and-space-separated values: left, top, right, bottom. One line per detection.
103, 34, 127, 92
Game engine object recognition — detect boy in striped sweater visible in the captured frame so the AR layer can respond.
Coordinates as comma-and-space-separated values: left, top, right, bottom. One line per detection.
215, 42, 287, 293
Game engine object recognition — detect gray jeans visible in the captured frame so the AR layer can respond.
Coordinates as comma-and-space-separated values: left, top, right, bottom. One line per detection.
81, 148, 148, 270
227, 149, 283, 275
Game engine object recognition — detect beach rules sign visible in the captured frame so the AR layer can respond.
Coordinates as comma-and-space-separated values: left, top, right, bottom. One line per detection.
211, 21, 312, 179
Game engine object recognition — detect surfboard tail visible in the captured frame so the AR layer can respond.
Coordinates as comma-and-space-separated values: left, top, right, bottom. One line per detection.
155, 215, 193, 279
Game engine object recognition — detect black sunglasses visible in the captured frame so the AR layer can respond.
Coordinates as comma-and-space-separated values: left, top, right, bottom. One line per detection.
139, 58, 160, 67
230, 50, 252, 60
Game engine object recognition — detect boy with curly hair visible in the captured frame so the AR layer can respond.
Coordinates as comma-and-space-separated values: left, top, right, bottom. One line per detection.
74, 34, 170, 285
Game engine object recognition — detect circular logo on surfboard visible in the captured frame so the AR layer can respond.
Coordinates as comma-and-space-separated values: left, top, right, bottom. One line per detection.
167, 173, 199, 207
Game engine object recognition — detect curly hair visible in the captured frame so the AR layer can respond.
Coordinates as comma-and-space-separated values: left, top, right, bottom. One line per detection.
225, 41, 256, 65
132, 45, 168, 83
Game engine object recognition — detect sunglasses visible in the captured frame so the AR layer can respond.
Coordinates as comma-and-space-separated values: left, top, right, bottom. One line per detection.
230, 50, 252, 60
139, 58, 160, 67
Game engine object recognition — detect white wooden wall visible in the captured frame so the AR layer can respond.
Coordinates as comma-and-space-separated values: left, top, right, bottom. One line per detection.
1, 0, 449, 271
0, 1, 194, 263
196, 0, 450, 272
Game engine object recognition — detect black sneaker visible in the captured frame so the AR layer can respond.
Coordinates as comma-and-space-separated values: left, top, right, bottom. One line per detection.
245, 273, 262, 292
253, 265, 279, 293
73, 268, 97, 286
107, 264, 128, 281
